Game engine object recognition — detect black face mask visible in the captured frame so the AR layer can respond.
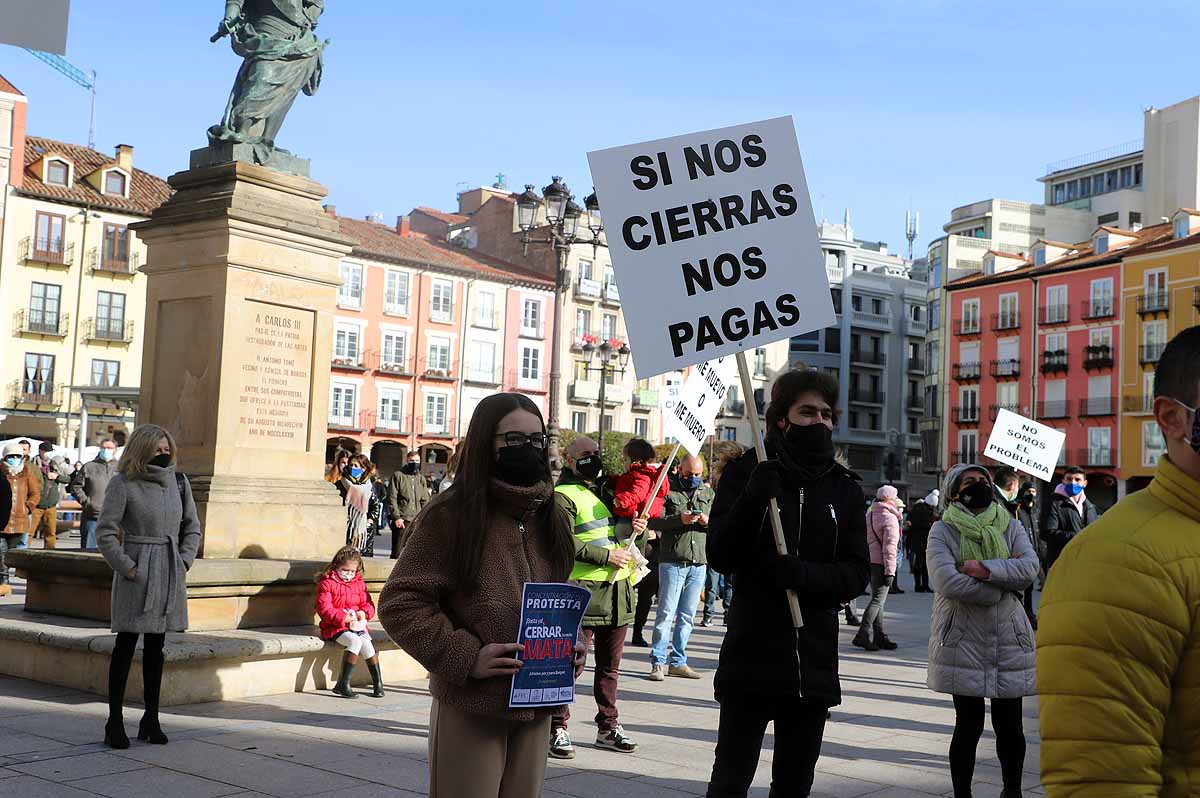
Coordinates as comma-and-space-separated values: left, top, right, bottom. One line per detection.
959, 480, 994, 511
403, 463, 420, 475
575, 454, 603, 481
496, 444, 548, 487
1020, 494, 1035, 508
783, 422, 835, 462
149, 453, 172, 469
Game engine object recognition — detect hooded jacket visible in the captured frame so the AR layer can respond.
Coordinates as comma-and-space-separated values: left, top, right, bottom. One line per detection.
70, 455, 119, 520
1038, 455, 1200, 798
865, 500, 902, 576
612, 463, 670, 519
315, 570, 376, 641
2, 461, 40, 536
1043, 486, 1099, 567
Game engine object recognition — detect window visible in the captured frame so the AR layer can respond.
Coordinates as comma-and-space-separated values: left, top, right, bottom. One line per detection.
1095, 235, 1109, 254
959, 387, 979, 419
999, 293, 1019, 328
1130, 211, 1142, 227
379, 389, 405, 431
959, 431, 978, 459
997, 381, 1018, 411
91, 359, 119, 387
1145, 269, 1167, 298
424, 394, 447, 433
909, 304, 922, 323
520, 346, 541, 382
754, 347, 767, 377
634, 418, 648, 438
23, 353, 55, 397
825, 328, 841, 353
601, 314, 617, 341
792, 329, 819, 352
574, 361, 590, 382
338, 262, 363, 309
385, 270, 410, 315
1089, 327, 1112, 349
1088, 427, 1111, 465
334, 325, 361, 362
96, 291, 125, 334
959, 341, 980, 366
571, 411, 587, 433
521, 299, 542, 336
1143, 421, 1166, 467
330, 384, 357, 426
961, 298, 980, 331
1120, 165, 1133, 188
928, 299, 941, 329
1045, 285, 1067, 322
103, 170, 127, 196
577, 259, 593, 282
849, 411, 860, 429
907, 416, 918, 435
1144, 319, 1167, 353
868, 412, 880, 431
929, 252, 943, 289
101, 224, 130, 268
469, 341, 495, 382
1087, 375, 1111, 415
1090, 278, 1114, 316
1045, 332, 1066, 354
871, 298, 883, 316
29, 282, 62, 330
46, 159, 69, 186
575, 309, 591, 340
603, 265, 616, 290
381, 331, 407, 371
721, 427, 738, 441
1176, 218, 1190, 239
1134, 164, 1143, 186
830, 288, 842, 313
430, 279, 453, 321
427, 336, 451, 373
473, 290, 495, 327
602, 414, 613, 432
851, 294, 863, 312
926, 341, 939, 376
1093, 174, 1106, 196
34, 211, 65, 255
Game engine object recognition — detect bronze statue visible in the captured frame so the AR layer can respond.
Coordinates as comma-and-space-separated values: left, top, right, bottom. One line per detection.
208, 0, 328, 165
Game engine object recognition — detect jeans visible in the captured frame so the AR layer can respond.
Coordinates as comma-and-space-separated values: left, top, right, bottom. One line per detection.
553, 625, 625, 732
0, 533, 16, 585
651, 562, 706, 667
707, 693, 827, 797
703, 567, 731, 619
82, 518, 98, 551
949, 695, 1025, 797
633, 546, 660, 638
857, 563, 893, 639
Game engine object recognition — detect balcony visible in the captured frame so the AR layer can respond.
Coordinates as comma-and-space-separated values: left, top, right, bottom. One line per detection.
633, 389, 659, 410
83, 318, 134, 343
602, 281, 621, 305
1037, 400, 1070, 419
332, 354, 369, 372
1081, 447, 1114, 468
1079, 396, 1116, 417
89, 247, 139, 276
991, 358, 1021, 379
336, 292, 364, 311
1136, 291, 1170, 316
1122, 394, 1154, 415
13, 309, 69, 337
907, 356, 926, 374
849, 350, 886, 366
989, 403, 1021, 421
569, 381, 629, 405
373, 414, 409, 436
472, 310, 500, 330
509, 369, 547, 394
906, 316, 927, 336
906, 395, 924, 412
1081, 298, 1115, 320
463, 366, 502, 386
949, 450, 980, 466
1140, 343, 1165, 364
383, 300, 410, 318
416, 416, 457, 439
19, 236, 74, 268
953, 362, 982, 382
952, 406, 980, 425
1040, 350, 1068, 375
851, 309, 892, 329
955, 317, 982, 336
419, 358, 456, 381
376, 358, 414, 376
8, 380, 62, 408
429, 306, 454, 324
1042, 304, 1070, 325
327, 410, 366, 432
574, 277, 602, 301
519, 320, 545, 340
990, 312, 1021, 332
719, 399, 746, 418
849, 389, 886, 405
1083, 345, 1113, 369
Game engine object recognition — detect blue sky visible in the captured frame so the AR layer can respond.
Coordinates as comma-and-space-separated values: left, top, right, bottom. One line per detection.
1, 1, 1197, 255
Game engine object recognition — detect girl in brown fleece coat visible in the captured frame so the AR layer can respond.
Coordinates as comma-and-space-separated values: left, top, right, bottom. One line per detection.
379, 393, 581, 798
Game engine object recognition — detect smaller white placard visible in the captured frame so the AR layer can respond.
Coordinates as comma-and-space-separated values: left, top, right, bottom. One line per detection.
661, 357, 739, 457
0, 0, 70, 55
983, 409, 1066, 482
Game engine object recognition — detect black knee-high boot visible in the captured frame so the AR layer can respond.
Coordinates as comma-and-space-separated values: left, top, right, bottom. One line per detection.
106, 633, 137, 749
138, 633, 168, 744
332, 652, 359, 699
367, 661, 385, 698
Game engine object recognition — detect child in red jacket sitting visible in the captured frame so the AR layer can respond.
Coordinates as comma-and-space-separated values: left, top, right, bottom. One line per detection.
316, 546, 383, 699
612, 438, 670, 519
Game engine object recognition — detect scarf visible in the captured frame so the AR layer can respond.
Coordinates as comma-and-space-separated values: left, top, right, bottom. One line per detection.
942, 501, 1010, 565
1055, 482, 1087, 513
766, 428, 835, 483
344, 476, 374, 549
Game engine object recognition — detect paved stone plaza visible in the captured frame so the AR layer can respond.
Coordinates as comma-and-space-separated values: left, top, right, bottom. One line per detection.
0, 569, 1044, 798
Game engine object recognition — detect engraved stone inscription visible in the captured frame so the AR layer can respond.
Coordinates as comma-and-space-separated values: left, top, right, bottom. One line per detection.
235, 301, 313, 450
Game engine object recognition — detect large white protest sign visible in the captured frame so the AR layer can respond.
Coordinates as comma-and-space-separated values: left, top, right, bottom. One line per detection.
983, 409, 1067, 482
0, 0, 70, 55
662, 357, 739, 457
587, 116, 834, 377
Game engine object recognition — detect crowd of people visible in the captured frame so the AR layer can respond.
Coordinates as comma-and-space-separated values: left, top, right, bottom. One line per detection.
2, 325, 1198, 798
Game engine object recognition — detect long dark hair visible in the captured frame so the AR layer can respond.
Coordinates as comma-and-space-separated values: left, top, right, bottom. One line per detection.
438, 392, 574, 587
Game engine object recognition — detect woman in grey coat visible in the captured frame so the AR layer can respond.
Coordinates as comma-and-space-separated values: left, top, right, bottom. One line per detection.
926, 464, 1038, 798
96, 424, 201, 750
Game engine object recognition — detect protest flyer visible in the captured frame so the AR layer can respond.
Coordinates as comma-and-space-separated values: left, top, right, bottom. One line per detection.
509, 582, 592, 709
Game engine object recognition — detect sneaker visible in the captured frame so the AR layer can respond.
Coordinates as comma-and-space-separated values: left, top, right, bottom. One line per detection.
596, 725, 637, 753
698, 616, 712, 628
629, 634, 649, 648
668, 665, 702, 680
648, 664, 665, 682
876, 634, 898, 651
548, 727, 575, 760
851, 630, 878, 652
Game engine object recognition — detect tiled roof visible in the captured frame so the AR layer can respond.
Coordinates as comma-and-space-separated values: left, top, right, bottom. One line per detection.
20, 136, 170, 216
414, 206, 470, 225
1096, 225, 1137, 237
0, 75, 23, 96
336, 216, 552, 288
1036, 239, 1076, 249
988, 250, 1025, 259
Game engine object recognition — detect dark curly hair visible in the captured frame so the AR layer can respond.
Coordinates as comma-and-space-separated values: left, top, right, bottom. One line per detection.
764, 368, 840, 430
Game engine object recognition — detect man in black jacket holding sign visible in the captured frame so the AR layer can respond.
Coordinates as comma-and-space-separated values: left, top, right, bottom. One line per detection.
705, 369, 870, 798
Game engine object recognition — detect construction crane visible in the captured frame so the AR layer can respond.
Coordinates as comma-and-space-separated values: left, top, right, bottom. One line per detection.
24, 48, 96, 149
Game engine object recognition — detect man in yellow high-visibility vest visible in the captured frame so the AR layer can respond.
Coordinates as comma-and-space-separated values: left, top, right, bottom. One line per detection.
548, 436, 645, 760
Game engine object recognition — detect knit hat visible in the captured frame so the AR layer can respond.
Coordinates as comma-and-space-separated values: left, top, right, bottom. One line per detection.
2, 442, 23, 458
923, 490, 940, 507
876, 485, 899, 502
942, 463, 992, 509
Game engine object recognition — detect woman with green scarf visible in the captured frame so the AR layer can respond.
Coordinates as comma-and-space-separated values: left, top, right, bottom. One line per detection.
926, 464, 1039, 798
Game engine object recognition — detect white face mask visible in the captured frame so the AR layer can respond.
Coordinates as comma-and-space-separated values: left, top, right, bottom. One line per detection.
338, 569, 357, 582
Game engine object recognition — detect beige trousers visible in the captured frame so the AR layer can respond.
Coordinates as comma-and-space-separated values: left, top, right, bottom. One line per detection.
428, 699, 551, 798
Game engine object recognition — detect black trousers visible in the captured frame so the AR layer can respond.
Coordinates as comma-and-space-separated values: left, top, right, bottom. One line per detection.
949, 695, 1025, 797
633, 549, 660, 637
707, 694, 827, 797
109, 632, 166, 723
909, 545, 929, 591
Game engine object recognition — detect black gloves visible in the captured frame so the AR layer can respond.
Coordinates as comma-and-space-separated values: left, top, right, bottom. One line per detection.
744, 460, 786, 503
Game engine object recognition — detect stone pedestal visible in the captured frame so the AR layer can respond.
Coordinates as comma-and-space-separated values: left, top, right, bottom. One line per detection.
132, 161, 354, 560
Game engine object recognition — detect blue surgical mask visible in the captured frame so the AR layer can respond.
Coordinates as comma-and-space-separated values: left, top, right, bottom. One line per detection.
99, 449, 114, 462
1065, 483, 1084, 497
4, 456, 22, 468
686, 475, 702, 491
348, 467, 365, 480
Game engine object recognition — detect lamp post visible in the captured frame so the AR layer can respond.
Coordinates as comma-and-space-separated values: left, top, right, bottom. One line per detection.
581, 339, 631, 465
516, 178, 607, 474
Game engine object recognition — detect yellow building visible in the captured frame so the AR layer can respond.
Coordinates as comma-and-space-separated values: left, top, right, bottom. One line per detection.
1119, 207, 1200, 492
0, 125, 169, 447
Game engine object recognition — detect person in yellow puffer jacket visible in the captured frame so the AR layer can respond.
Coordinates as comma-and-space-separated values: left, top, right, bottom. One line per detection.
1038, 324, 1200, 798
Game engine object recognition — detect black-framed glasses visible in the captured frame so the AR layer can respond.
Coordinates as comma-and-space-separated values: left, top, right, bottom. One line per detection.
495, 432, 548, 449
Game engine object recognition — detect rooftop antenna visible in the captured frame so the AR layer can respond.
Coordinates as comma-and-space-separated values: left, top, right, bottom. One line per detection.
25, 49, 96, 149
905, 208, 920, 260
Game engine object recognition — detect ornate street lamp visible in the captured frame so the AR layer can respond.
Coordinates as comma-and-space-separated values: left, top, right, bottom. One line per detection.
580, 338, 630, 465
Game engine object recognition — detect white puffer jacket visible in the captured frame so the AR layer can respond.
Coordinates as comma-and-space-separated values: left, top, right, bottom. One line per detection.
926, 512, 1039, 699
